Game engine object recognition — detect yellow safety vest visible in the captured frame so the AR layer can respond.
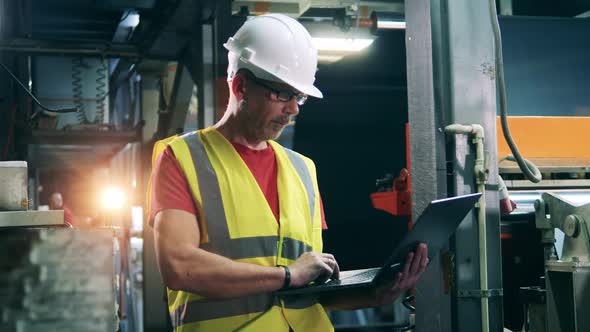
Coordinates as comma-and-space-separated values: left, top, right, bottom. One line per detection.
149, 128, 333, 332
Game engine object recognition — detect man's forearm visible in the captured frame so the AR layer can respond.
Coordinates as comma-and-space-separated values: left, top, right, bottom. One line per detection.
154, 210, 288, 299
163, 246, 286, 299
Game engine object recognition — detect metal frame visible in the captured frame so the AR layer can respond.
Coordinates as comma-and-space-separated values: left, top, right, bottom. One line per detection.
406, 0, 503, 331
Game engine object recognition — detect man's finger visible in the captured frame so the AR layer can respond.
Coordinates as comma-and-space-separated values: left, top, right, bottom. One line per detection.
403, 251, 413, 276
322, 255, 336, 269
409, 250, 422, 275
322, 253, 335, 260
316, 261, 333, 284
410, 244, 428, 275
332, 258, 340, 280
321, 259, 333, 273
419, 245, 429, 272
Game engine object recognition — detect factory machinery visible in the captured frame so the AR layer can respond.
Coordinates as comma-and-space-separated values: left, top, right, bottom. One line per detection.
499, 116, 590, 332
0, 162, 133, 332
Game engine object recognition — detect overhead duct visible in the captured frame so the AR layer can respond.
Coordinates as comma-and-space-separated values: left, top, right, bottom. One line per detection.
232, 0, 313, 17
232, 0, 404, 18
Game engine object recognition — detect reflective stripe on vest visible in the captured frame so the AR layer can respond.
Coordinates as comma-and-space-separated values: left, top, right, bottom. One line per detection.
170, 293, 319, 328
170, 132, 319, 327
182, 132, 315, 259
170, 294, 273, 328
282, 147, 315, 227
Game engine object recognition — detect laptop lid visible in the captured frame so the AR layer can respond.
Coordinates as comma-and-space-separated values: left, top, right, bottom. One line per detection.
374, 192, 482, 284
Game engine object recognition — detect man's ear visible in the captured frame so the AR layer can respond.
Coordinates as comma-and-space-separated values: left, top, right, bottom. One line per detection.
231, 71, 248, 101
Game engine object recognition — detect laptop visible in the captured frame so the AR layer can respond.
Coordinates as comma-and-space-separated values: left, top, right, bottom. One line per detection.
276, 193, 482, 296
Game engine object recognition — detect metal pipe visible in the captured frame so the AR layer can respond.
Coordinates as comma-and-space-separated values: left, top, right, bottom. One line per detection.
510, 191, 590, 209
370, 11, 406, 33
445, 124, 490, 332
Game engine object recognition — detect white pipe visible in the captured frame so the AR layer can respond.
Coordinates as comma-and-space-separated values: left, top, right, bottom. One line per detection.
444, 124, 489, 332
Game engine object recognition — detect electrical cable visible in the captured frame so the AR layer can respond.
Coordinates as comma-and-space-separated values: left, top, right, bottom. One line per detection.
69, 57, 138, 127
0, 62, 78, 115
499, 155, 541, 179
489, 0, 541, 183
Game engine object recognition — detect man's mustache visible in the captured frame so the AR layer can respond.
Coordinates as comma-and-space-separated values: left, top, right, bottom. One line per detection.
273, 117, 295, 126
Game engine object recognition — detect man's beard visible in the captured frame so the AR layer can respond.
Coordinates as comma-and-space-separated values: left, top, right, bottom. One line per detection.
241, 100, 291, 141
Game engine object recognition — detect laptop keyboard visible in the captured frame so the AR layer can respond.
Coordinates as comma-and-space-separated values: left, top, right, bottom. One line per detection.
334, 268, 379, 285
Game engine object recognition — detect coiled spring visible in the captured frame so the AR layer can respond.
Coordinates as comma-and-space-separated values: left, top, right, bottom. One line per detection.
95, 58, 107, 125
71, 57, 86, 124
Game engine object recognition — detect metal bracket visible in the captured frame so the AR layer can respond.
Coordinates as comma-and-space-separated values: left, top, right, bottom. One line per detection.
457, 288, 503, 298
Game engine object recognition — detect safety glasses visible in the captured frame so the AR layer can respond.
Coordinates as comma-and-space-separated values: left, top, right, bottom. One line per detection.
250, 76, 308, 106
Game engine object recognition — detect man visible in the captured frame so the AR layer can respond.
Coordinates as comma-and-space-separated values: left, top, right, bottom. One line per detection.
49, 192, 76, 227
149, 14, 428, 331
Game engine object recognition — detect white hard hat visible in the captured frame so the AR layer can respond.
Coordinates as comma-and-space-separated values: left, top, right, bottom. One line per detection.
224, 14, 323, 98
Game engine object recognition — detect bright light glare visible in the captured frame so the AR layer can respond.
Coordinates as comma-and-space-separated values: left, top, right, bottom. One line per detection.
131, 206, 143, 232
121, 12, 140, 29
103, 187, 125, 210
313, 38, 375, 52
317, 54, 345, 63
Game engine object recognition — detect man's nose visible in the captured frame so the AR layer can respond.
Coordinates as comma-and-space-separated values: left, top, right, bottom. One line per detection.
284, 97, 300, 116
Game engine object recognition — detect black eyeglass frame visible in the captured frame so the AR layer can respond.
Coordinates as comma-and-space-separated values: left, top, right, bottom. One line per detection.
249, 76, 308, 106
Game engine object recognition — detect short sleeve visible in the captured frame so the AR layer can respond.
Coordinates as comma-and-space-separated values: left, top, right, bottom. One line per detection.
148, 146, 197, 226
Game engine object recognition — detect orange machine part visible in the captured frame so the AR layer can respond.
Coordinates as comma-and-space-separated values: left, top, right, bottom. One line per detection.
370, 190, 412, 217
497, 116, 590, 159
370, 124, 412, 222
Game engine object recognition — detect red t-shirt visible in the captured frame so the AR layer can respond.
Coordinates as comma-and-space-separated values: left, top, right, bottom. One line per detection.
149, 144, 327, 229
63, 206, 75, 227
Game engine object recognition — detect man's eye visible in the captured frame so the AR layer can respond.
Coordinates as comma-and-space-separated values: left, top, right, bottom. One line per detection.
278, 91, 293, 99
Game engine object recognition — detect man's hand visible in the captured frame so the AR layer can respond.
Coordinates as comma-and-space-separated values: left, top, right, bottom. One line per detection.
288, 252, 340, 287
374, 243, 429, 305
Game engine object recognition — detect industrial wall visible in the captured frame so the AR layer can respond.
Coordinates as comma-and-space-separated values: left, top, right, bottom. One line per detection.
295, 29, 409, 270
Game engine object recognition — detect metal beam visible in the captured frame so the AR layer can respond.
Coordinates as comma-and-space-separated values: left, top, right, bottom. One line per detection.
23, 129, 139, 145
0, 38, 141, 58
164, 65, 195, 136
405, 0, 451, 330
182, 0, 235, 130
407, 0, 502, 331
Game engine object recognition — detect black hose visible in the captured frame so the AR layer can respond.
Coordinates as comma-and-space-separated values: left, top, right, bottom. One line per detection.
489, 0, 541, 183
0, 62, 78, 115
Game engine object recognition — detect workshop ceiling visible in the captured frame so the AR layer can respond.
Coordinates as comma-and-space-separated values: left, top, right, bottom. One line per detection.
30, 0, 125, 42
3, 0, 195, 59
2, 0, 585, 61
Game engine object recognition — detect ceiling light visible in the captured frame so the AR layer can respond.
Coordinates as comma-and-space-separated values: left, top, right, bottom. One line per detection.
313, 38, 375, 52
121, 11, 140, 29
317, 54, 345, 64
